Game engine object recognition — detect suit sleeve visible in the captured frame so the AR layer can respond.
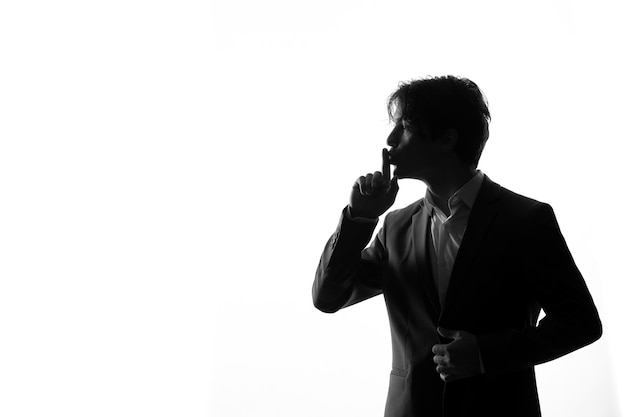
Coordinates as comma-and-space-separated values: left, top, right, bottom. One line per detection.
312, 206, 386, 313
477, 203, 602, 375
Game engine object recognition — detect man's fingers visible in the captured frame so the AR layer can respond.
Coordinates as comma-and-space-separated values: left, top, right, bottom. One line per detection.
432, 344, 447, 355
436, 364, 453, 374
365, 173, 373, 194
382, 148, 391, 183
354, 176, 366, 194
433, 354, 449, 365
372, 171, 383, 188
353, 168, 397, 199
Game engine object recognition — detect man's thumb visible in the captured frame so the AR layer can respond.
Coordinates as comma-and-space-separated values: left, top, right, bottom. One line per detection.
437, 327, 459, 339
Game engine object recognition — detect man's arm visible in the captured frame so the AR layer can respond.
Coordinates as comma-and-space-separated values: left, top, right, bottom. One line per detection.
477, 203, 602, 375
313, 148, 399, 313
312, 207, 385, 313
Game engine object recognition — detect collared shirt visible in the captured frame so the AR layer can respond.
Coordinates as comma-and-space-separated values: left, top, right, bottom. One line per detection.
423, 171, 485, 307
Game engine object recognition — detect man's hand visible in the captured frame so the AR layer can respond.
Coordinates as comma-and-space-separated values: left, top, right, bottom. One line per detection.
432, 327, 482, 382
349, 148, 399, 219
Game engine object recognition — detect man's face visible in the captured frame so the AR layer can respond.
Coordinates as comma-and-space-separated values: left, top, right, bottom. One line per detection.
386, 107, 443, 181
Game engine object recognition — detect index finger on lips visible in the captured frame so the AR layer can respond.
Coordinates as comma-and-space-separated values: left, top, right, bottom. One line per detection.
382, 148, 390, 184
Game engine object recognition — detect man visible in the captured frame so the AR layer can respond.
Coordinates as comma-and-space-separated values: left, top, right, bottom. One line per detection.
312, 76, 602, 417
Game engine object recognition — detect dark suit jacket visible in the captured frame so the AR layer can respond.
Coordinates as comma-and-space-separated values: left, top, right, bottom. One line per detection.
313, 176, 602, 417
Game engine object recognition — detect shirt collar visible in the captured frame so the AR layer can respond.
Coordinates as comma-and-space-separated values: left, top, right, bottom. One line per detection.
424, 170, 485, 216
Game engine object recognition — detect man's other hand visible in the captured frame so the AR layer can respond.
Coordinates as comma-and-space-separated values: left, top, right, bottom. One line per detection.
432, 327, 482, 382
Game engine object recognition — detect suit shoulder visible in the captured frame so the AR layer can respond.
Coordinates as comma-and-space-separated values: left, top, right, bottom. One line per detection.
496, 184, 551, 215
500, 186, 542, 205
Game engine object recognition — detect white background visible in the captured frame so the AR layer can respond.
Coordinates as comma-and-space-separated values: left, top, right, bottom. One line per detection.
1, 0, 624, 416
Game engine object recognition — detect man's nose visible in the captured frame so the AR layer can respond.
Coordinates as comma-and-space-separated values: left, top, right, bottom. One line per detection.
387, 125, 401, 147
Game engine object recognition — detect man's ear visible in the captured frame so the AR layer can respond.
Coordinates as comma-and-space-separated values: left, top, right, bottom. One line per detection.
439, 128, 458, 153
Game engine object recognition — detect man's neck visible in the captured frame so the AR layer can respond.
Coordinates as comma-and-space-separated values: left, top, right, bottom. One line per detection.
425, 166, 477, 216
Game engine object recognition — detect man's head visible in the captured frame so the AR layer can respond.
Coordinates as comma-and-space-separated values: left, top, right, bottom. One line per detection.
386, 76, 490, 179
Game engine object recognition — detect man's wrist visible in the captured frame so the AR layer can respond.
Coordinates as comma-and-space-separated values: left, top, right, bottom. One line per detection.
348, 205, 379, 221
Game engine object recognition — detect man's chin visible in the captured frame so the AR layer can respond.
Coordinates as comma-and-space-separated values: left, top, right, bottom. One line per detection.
393, 166, 416, 180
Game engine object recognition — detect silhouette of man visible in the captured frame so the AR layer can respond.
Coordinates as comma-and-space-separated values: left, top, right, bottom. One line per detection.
313, 76, 602, 417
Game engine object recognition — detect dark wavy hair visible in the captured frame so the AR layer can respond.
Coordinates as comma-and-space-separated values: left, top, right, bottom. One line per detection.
387, 76, 491, 167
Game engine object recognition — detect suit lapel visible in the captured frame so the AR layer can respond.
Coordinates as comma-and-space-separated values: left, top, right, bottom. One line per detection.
410, 203, 441, 315
440, 177, 502, 317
